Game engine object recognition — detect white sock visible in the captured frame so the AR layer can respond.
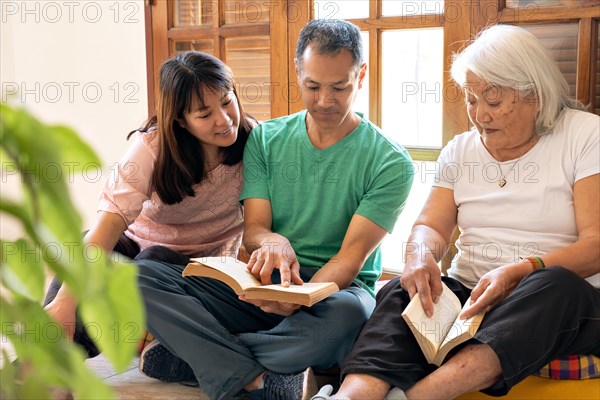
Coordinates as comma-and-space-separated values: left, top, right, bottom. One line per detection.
311, 384, 334, 399
385, 387, 407, 400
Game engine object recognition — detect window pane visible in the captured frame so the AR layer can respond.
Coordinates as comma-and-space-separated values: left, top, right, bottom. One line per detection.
382, 0, 444, 16
175, 40, 214, 54
354, 31, 369, 120
381, 161, 435, 273
173, 0, 214, 27
314, 0, 369, 20
382, 28, 443, 148
226, 36, 271, 121
521, 24, 577, 98
224, 0, 269, 25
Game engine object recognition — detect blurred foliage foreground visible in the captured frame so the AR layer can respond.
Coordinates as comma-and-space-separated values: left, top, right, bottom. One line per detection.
1, 103, 145, 399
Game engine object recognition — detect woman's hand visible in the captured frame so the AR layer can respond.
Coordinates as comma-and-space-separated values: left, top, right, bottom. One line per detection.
44, 290, 77, 341
401, 188, 458, 317
460, 262, 531, 319
239, 296, 301, 316
400, 250, 443, 318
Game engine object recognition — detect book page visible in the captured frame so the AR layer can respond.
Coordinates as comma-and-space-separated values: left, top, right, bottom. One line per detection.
247, 282, 335, 295
185, 257, 339, 306
188, 257, 260, 290
440, 299, 484, 348
403, 283, 461, 351
242, 282, 339, 306
434, 298, 486, 366
427, 285, 461, 349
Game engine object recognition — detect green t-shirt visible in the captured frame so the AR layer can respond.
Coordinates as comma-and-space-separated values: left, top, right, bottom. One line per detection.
240, 111, 414, 296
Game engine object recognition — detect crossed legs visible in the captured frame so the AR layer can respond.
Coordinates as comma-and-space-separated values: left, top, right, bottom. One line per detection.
327, 268, 600, 400
334, 344, 500, 400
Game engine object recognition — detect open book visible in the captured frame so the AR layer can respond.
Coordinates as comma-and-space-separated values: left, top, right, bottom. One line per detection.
182, 257, 339, 307
401, 282, 486, 366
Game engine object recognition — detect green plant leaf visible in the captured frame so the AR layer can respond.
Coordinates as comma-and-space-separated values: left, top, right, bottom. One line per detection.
1, 105, 99, 244
0, 348, 19, 399
80, 260, 144, 372
2, 105, 61, 177
0, 239, 45, 301
0, 197, 32, 233
1, 103, 143, 397
25, 174, 83, 244
19, 373, 53, 400
2, 104, 83, 243
51, 124, 102, 171
1, 297, 115, 399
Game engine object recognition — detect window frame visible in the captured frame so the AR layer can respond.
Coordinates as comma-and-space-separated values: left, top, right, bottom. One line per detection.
144, 0, 599, 157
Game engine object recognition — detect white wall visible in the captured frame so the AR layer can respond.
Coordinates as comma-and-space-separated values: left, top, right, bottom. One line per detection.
1, 0, 148, 238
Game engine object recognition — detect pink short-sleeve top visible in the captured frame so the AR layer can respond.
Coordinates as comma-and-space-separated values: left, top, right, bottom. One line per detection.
97, 130, 243, 258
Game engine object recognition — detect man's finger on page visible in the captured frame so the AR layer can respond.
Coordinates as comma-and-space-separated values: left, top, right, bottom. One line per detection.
258, 256, 275, 285
247, 249, 259, 270
250, 256, 266, 281
290, 260, 303, 285
279, 261, 292, 287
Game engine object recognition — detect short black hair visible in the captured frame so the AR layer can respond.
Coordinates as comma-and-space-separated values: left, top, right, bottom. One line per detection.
296, 19, 363, 73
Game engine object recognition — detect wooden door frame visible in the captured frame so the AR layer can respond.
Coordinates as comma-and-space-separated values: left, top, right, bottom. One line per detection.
144, 0, 307, 120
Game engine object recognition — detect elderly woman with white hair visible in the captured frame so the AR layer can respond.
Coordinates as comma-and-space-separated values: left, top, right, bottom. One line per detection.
311, 24, 599, 400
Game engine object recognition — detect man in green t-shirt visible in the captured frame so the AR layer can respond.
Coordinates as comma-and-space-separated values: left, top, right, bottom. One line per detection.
238, 18, 414, 398
136, 19, 413, 400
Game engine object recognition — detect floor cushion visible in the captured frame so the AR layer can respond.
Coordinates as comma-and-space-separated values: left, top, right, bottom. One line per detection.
455, 375, 600, 399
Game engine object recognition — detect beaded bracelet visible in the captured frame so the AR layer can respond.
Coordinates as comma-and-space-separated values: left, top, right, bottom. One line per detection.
524, 256, 545, 271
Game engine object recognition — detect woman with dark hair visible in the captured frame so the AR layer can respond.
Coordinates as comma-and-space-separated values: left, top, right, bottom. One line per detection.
44, 51, 256, 357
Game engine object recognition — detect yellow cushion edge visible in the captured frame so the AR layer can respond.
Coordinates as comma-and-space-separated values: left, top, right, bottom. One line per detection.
455, 375, 600, 400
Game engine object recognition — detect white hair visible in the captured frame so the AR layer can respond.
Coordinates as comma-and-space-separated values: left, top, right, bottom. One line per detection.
451, 25, 584, 135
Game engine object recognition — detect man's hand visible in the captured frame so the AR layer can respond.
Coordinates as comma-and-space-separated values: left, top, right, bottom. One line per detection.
239, 296, 301, 316
247, 245, 303, 287
400, 249, 443, 318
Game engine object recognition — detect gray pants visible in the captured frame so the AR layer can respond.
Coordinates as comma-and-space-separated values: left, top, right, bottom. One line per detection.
137, 259, 375, 400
